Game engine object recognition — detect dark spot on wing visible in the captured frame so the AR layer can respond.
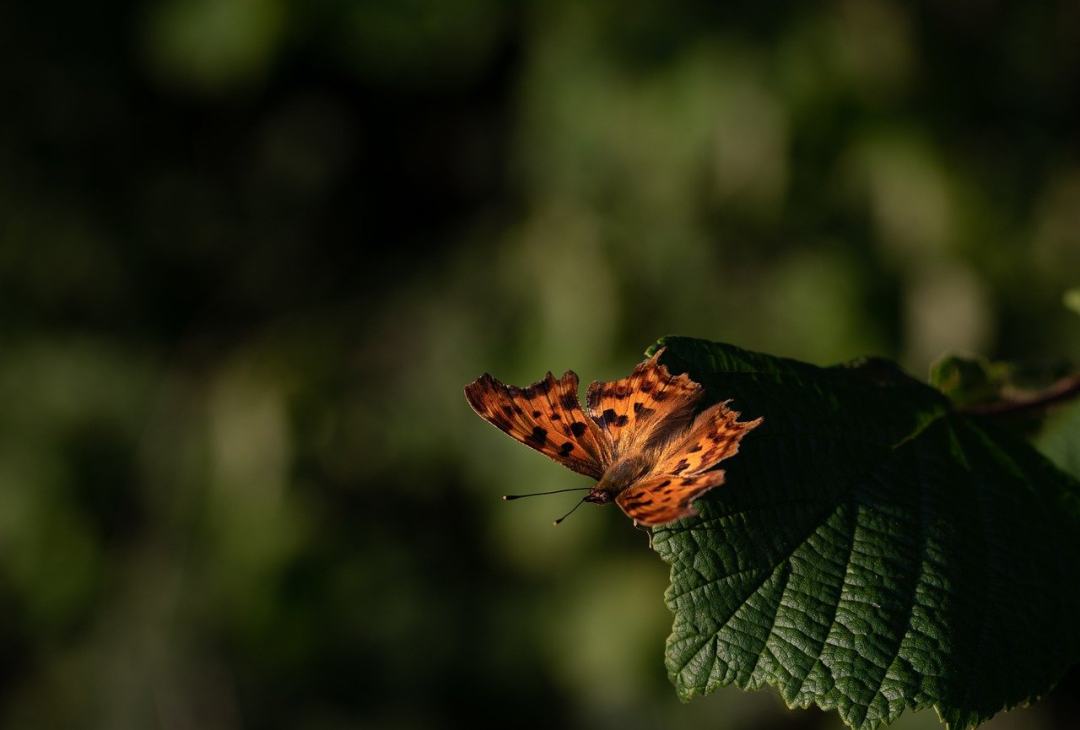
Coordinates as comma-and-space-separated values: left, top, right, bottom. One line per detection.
502, 406, 514, 417
531, 410, 541, 418
657, 480, 671, 488
570, 422, 587, 437
687, 443, 703, 453
671, 459, 690, 474
602, 408, 618, 425
560, 394, 577, 409
558, 442, 574, 456
636, 405, 655, 420
527, 426, 548, 446
712, 429, 734, 443
550, 412, 561, 420
614, 414, 629, 427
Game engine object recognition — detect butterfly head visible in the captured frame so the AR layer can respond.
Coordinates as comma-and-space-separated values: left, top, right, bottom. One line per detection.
583, 488, 613, 505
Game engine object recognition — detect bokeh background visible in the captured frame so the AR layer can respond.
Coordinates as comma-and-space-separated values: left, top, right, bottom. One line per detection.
3, 1, 1080, 728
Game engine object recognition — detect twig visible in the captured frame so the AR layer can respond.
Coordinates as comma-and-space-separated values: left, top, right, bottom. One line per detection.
959, 374, 1080, 416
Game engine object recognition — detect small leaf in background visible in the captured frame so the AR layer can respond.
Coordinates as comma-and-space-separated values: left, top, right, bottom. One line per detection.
1066, 288, 1080, 317
927, 353, 1007, 409
930, 352, 1077, 430
646, 337, 1080, 730
1037, 400, 1080, 481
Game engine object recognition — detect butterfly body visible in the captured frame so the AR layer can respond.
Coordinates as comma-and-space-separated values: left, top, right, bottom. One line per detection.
587, 453, 653, 503
465, 349, 763, 526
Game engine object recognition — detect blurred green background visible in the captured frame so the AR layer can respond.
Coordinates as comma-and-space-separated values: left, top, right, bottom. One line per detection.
2, 1, 1080, 728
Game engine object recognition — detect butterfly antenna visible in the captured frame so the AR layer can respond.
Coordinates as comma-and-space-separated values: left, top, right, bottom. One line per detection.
553, 496, 589, 526
502, 487, 591, 501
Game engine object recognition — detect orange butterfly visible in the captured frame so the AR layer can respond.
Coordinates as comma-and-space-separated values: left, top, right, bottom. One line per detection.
464, 349, 763, 526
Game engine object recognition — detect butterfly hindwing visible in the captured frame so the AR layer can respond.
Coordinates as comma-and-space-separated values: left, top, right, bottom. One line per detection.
585, 348, 703, 456
653, 400, 763, 477
614, 470, 727, 526
464, 370, 612, 479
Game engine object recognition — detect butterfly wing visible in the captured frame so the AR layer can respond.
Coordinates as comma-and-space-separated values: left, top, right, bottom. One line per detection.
616, 400, 763, 526
614, 471, 727, 526
653, 399, 763, 477
464, 370, 612, 479
585, 348, 703, 457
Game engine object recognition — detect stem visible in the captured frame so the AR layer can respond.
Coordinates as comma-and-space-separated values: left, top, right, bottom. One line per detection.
959, 373, 1080, 416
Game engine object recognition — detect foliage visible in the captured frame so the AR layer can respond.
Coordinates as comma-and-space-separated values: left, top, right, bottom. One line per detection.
928, 354, 1009, 410
1066, 289, 1080, 318
648, 336, 1080, 730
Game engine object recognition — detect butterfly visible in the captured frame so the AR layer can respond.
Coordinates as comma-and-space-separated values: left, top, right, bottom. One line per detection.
463, 349, 763, 526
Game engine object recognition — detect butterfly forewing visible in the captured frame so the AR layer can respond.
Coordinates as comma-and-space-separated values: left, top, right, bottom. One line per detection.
465, 370, 612, 479
585, 349, 703, 457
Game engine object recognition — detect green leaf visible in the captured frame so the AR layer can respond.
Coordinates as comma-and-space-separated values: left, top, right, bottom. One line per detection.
646, 336, 1080, 730
928, 354, 1007, 409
